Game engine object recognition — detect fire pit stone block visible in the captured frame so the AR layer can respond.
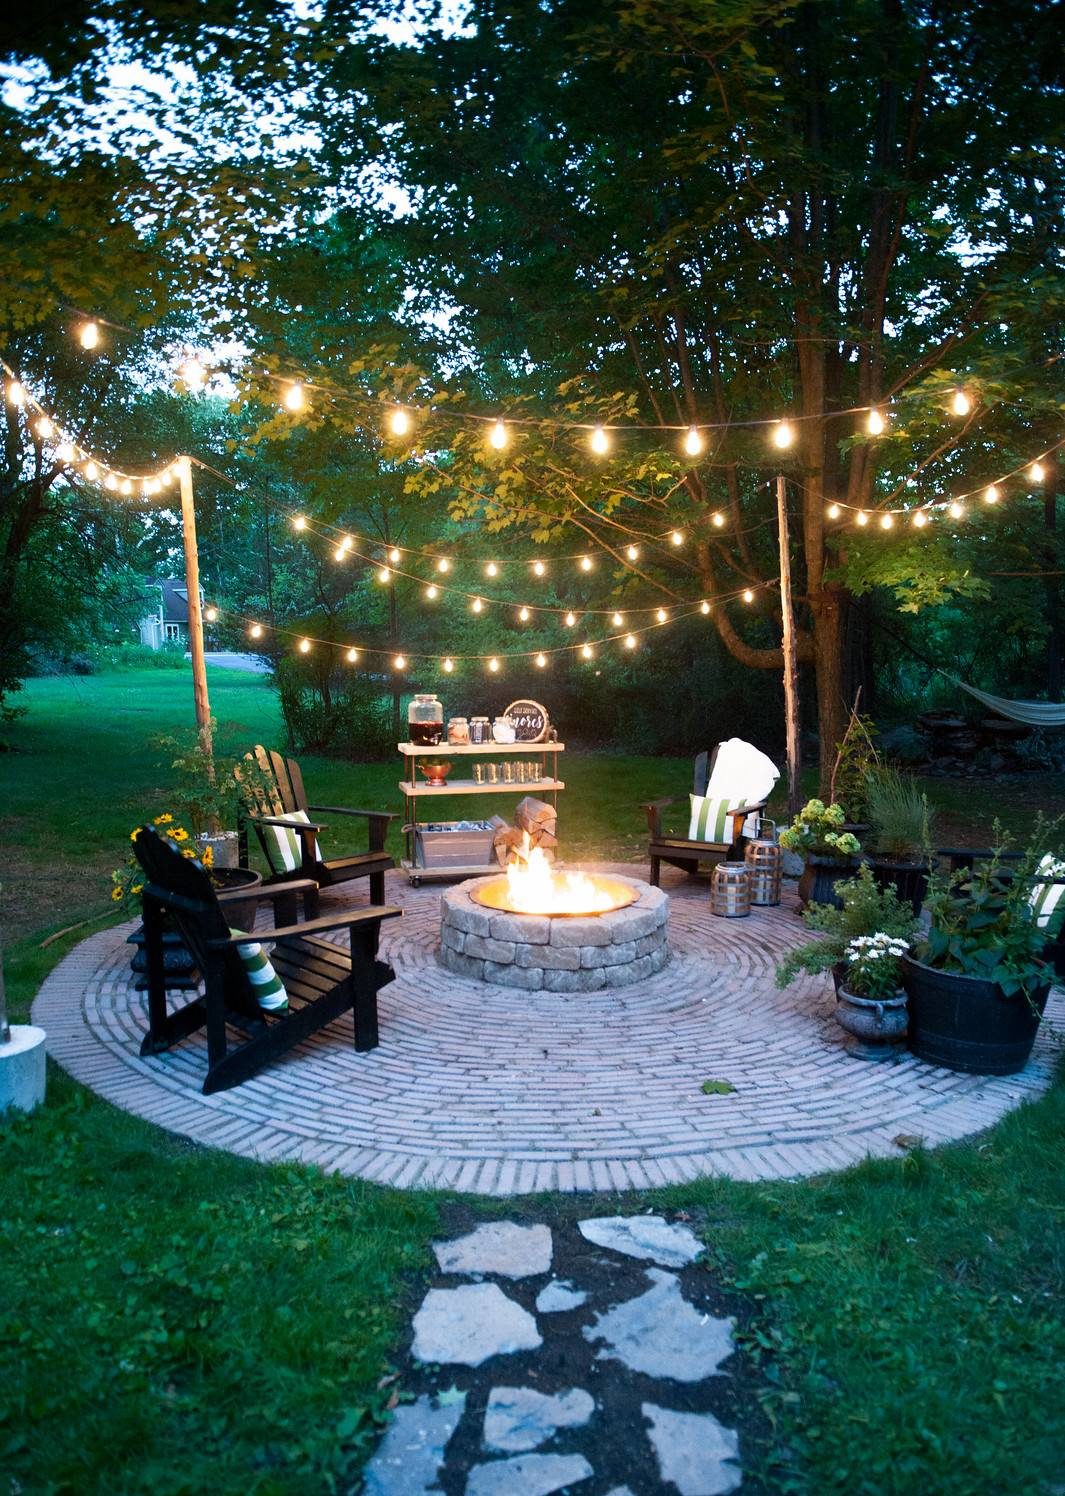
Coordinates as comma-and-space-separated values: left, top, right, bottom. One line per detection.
439, 876, 669, 993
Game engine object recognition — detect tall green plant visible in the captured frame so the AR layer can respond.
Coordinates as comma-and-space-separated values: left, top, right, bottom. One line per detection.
776, 863, 918, 988
865, 767, 933, 861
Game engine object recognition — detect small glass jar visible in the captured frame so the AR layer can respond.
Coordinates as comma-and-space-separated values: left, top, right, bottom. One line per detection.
487, 761, 499, 784
408, 693, 443, 746
492, 716, 517, 744
447, 716, 470, 745
470, 715, 490, 744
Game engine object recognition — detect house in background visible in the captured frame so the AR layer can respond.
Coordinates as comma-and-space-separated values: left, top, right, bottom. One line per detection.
138, 578, 203, 650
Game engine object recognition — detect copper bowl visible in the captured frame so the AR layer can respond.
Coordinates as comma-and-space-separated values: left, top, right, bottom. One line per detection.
419, 761, 453, 786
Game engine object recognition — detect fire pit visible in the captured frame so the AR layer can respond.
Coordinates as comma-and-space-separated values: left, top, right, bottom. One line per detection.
440, 846, 669, 992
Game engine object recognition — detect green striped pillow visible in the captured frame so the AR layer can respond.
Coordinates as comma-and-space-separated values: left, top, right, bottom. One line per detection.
1030, 854, 1065, 932
269, 809, 320, 873
229, 929, 289, 1012
689, 794, 746, 843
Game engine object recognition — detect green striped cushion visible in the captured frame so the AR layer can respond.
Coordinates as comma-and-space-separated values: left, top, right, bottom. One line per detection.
689, 794, 746, 843
1030, 854, 1065, 931
229, 929, 289, 1011
270, 809, 319, 873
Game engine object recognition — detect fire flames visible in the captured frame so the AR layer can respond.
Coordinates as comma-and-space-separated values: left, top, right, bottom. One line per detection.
470, 833, 636, 916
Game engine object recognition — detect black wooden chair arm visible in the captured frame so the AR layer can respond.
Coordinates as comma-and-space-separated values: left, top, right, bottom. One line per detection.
247, 813, 327, 835
209, 905, 402, 948
308, 805, 397, 822
216, 878, 318, 906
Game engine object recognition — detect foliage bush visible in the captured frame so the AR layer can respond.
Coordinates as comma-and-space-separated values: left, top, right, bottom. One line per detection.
775, 863, 918, 988
93, 641, 190, 672
277, 657, 396, 758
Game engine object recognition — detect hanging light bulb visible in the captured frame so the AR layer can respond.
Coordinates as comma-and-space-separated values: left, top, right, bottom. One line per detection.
518, 606, 530, 622
471, 597, 483, 614
57, 441, 75, 462
394, 654, 406, 670
612, 612, 624, 627
298, 638, 311, 654
105, 473, 118, 492
683, 426, 703, 457
1029, 462, 1046, 483
625, 544, 639, 561
346, 647, 359, 664
880, 513, 894, 530
951, 388, 971, 416
204, 606, 219, 622
389, 546, 401, 563
532, 559, 546, 577
7, 380, 26, 406
283, 381, 305, 412
489, 419, 508, 450
949, 500, 964, 519
487, 656, 500, 673
250, 623, 264, 639
670, 531, 684, 547
389, 407, 411, 436
334, 544, 348, 562
179, 356, 206, 393
442, 657, 454, 672
34, 416, 54, 440
83, 461, 99, 481
564, 611, 577, 627
866, 408, 885, 435
578, 555, 593, 573
377, 566, 391, 583
700, 600, 711, 615
589, 425, 609, 455
485, 561, 498, 577
912, 510, 928, 528
826, 503, 841, 519
742, 588, 755, 603
581, 643, 594, 660
120, 479, 133, 496
712, 512, 725, 528
856, 510, 869, 527
772, 420, 794, 449
425, 584, 439, 600
293, 515, 307, 531
535, 652, 547, 668
436, 557, 451, 573
79, 320, 100, 350
983, 485, 1000, 504
655, 607, 668, 623
624, 633, 637, 649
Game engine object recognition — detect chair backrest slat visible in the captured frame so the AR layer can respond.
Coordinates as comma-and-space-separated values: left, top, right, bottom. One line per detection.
286, 757, 310, 815
693, 747, 717, 797
268, 749, 299, 814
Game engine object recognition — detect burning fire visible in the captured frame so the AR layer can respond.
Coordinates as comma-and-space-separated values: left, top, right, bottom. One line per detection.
499, 833, 629, 916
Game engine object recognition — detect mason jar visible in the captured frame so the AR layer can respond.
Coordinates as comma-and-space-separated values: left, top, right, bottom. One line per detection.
408, 693, 444, 746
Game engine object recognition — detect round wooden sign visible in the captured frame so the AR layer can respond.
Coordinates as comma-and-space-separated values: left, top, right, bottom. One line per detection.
503, 699, 551, 743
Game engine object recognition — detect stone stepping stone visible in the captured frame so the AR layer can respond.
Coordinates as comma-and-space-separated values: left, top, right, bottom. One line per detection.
360, 1392, 466, 1496
466, 1452, 594, 1496
483, 1385, 595, 1453
535, 1279, 588, 1313
583, 1268, 734, 1383
433, 1221, 553, 1279
643, 1402, 742, 1495
412, 1283, 542, 1367
577, 1214, 702, 1268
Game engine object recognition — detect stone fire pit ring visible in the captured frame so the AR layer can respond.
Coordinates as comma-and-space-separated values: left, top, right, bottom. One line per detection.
439, 875, 669, 992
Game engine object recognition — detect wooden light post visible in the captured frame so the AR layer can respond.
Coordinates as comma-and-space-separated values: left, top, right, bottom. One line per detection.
176, 454, 212, 757
776, 474, 802, 818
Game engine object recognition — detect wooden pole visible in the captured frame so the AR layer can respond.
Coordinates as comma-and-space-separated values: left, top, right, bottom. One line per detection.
177, 455, 212, 758
777, 473, 802, 818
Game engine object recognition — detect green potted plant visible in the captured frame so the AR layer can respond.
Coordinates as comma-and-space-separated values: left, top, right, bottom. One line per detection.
779, 798, 862, 910
864, 767, 934, 915
776, 862, 918, 985
829, 706, 879, 831
901, 824, 1060, 1075
153, 720, 246, 869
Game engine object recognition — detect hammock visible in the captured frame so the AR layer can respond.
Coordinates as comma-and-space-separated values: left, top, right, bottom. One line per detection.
948, 676, 1065, 728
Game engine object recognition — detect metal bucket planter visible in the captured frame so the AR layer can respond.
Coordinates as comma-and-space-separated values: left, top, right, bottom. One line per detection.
900, 953, 1050, 1075
868, 857, 929, 917
831, 964, 907, 1060
797, 854, 857, 912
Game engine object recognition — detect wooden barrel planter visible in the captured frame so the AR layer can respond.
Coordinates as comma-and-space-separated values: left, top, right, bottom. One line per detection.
900, 953, 1050, 1076
867, 858, 930, 917
797, 854, 857, 912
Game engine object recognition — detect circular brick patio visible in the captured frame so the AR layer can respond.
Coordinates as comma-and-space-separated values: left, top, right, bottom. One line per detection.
32, 866, 1064, 1193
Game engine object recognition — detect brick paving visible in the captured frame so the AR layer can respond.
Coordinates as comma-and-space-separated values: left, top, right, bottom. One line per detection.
31, 866, 1064, 1193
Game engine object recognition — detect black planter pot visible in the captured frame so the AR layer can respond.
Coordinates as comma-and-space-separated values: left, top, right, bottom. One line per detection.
900, 953, 1050, 1075
868, 857, 930, 917
797, 854, 857, 912
128, 867, 262, 990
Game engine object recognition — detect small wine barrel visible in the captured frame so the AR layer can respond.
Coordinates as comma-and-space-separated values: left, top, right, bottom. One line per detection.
711, 861, 751, 918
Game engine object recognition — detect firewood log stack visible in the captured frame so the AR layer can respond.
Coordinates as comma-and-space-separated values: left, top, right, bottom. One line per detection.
493, 795, 559, 865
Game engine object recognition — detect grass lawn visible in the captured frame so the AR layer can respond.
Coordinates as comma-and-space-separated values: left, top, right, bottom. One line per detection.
3, 667, 1063, 1494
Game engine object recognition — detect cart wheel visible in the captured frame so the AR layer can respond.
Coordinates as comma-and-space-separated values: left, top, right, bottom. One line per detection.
411, 876, 422, 888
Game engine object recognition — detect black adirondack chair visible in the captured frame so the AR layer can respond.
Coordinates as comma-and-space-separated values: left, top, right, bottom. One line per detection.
642, 747, 770, 887
133, 826, 402, 1094
238, 745, 396, 916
